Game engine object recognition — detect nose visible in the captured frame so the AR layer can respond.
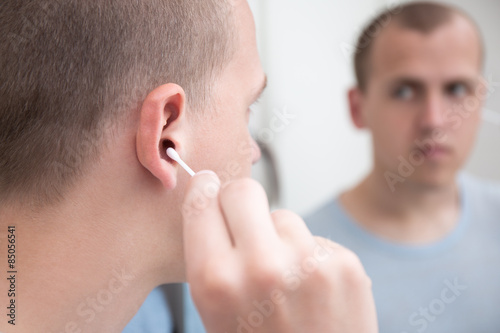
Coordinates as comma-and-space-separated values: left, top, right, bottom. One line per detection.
250, 138, 262, 165
419, 92, 445, 130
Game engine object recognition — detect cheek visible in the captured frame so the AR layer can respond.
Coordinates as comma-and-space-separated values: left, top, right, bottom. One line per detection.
233, 132, 255, 176
370, 108, 415, 153
375, 128, 411, 167
213, 125, 254, 185
454, 113, 481, 153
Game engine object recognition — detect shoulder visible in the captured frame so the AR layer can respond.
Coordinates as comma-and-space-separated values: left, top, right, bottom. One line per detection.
461, 172, 500, 201
460, 172, 500, 214
303, 198, 345, 236
304, 199, 337, 223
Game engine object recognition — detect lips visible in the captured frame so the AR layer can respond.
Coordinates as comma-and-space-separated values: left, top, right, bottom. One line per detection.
416, 145, 452, 158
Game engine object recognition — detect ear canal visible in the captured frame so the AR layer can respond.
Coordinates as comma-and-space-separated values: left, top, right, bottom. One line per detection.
162, 140, 176, 162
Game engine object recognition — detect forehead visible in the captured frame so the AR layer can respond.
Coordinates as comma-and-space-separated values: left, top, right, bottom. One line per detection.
231, 1, 262, 73
214, 0, 264, 104
370, 16, 482, 80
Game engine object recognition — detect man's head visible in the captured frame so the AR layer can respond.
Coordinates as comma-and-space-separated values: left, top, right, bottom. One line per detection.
0, 0, 240, 205
0, 0, 264, 282
348, 2, 485, 189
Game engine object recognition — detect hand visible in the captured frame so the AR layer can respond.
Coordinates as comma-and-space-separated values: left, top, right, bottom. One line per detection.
182, 171, 378, 333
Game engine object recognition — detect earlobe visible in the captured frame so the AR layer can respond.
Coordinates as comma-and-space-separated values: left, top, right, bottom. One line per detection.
348, 88, 366, 129
136, 84, 187, 190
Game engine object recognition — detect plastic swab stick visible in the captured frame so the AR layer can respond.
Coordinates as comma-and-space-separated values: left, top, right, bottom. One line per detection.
166, 148, 195, 177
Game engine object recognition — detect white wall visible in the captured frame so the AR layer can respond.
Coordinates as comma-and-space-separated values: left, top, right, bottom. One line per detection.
251, 0, 381, 215
250, 0, 500, 216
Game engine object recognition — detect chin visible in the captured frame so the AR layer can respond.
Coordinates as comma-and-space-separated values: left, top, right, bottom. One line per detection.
409, 167, 457, 189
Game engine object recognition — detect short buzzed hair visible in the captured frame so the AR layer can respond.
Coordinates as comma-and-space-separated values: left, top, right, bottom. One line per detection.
0, 0, 235, 205
354, 1, 482, 91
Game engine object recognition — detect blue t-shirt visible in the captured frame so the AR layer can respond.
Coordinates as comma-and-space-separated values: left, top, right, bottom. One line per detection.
183, 285, 206, 333
123, 284, 205, 333
123, 287, 173, 333
305, 173, 500, 333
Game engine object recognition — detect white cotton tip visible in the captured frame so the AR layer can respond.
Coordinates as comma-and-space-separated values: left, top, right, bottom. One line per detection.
166, 147, 180, 161
166, 148, 195, 177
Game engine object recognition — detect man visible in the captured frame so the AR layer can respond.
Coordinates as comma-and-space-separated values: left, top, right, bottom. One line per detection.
0, 1, 378, 332
306, 2, 500, 333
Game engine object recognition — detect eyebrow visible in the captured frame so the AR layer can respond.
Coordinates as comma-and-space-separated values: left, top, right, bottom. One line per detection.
388, 76, 477, 90
250, 75, 268, 104
388, 78, 424, 91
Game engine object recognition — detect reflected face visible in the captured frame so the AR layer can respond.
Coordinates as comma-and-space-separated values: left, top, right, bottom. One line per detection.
361, 16, 484, 188
187, 0, 265, 184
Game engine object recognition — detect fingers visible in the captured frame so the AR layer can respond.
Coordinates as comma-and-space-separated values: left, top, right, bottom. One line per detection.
219, 178, 280, 252
271, 209, 315, 249
182, 175, 379, 333
182, 171, 232, 272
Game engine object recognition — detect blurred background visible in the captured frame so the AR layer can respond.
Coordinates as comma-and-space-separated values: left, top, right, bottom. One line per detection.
248, 0, 500, 216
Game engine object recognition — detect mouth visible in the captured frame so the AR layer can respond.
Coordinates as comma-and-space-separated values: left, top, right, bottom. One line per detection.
415, 144, 452, 159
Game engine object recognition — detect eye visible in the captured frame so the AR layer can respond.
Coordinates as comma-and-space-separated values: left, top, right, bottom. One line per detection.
248, 97, 262, 116
393, 85, 414, 100
447, 83, 468, 98
247, 104, 258, 123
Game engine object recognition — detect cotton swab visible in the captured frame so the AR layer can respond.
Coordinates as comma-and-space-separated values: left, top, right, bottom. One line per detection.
166, 148, 196, 177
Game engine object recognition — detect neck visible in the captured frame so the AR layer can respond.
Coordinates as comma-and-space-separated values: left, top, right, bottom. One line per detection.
341, 166, 460, 244
366, 165, 459, 215
0, 179, 180, 332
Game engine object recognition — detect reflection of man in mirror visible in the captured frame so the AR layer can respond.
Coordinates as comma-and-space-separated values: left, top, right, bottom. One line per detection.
307, 2, 500, 332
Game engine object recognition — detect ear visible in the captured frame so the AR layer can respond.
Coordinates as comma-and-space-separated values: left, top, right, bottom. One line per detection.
136, 83, 187, 190
348, 87, 367, 129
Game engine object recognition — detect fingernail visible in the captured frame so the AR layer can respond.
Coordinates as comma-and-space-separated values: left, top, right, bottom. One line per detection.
195, 170, 220, 185
196, 170, 217, 177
